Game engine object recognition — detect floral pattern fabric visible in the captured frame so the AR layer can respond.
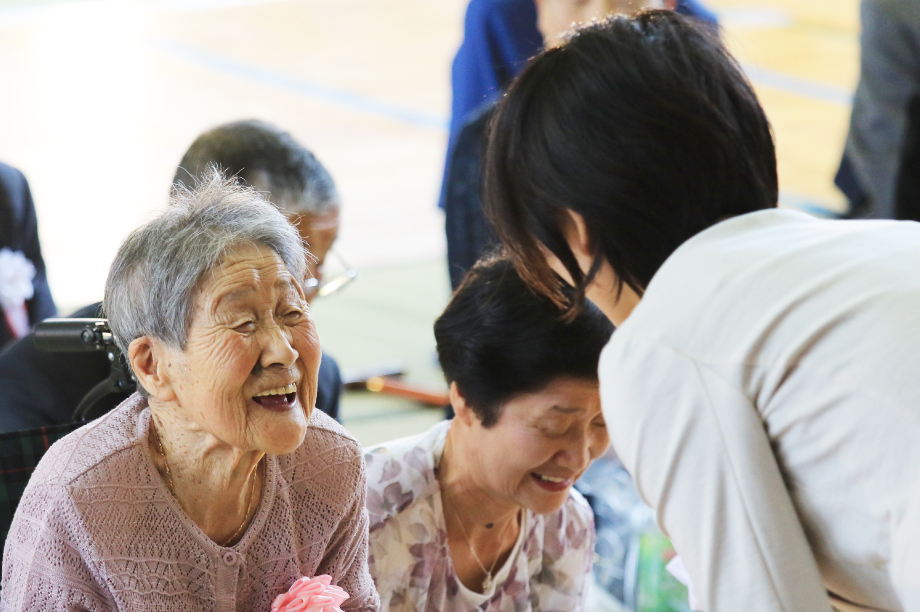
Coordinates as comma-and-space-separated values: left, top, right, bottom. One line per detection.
365, 420, 595, 612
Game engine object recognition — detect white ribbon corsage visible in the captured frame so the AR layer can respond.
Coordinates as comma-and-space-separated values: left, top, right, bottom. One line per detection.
0, 248, 37, 338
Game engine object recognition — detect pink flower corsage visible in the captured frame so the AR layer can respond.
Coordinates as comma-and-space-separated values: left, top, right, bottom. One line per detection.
271, 574, 349, 612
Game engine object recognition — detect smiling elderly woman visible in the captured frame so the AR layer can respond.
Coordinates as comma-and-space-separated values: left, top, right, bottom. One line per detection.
0, 174, 379, 611
365, 257, 614, 611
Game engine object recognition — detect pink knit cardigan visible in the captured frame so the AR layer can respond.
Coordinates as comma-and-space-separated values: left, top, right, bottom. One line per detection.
1, 394, 380, 611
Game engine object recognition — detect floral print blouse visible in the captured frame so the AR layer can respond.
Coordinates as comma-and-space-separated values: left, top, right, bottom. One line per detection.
365, 420, 596, 612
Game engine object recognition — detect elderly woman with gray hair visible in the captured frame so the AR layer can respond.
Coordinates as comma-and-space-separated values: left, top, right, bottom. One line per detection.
0, 173, 379, 611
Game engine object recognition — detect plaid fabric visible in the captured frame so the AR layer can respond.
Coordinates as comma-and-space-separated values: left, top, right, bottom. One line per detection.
0, 421, 83, 547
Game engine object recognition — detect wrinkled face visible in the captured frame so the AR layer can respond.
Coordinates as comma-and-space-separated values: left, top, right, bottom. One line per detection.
537, 0, 666, 46
165, 243, 321, 454
471, 377, 609, 514
285, 208, 340, 302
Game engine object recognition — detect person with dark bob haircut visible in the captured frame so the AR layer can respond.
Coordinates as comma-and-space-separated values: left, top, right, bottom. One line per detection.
486, 11, 775, 311
485, 10, 920, 612
364, 257, 612, 611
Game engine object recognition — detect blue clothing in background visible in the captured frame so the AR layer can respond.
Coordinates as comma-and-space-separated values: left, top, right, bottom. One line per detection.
451, 0, 541, 128
440, 0, 719, 209
442, 0, 720, 288
675, 0, 719, 27
440, 0, 542, 209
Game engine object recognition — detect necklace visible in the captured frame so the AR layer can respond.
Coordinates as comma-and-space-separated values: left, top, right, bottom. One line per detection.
151, 419, 258, 547
450, 506, 520, 592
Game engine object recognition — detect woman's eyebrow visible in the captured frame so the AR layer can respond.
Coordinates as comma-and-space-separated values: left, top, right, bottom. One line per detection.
550, 405, 583, 414
213, 287, 256, 311
274, 277, 300, 293
214, 277, 298, 310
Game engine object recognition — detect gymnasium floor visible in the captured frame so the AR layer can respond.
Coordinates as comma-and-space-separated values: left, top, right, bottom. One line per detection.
0, 0, 860, 445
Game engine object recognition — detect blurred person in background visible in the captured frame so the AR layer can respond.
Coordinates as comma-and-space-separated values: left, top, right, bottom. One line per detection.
486, 10, 920, 610
0, 161, 55, 351
443, 0, 717, 289
1, 174, 378, 610
0, 120, 344, 432
836, 0, 920, 220
895, 96, 920, 218
365, 256, 613, 611
174, 120, 343, 296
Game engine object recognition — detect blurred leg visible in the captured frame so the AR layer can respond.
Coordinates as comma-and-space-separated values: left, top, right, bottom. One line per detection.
840, 0, 920, 219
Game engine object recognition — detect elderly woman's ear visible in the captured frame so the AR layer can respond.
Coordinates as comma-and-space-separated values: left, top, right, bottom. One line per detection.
449, 382, 478, 427
128, 336, 179, 402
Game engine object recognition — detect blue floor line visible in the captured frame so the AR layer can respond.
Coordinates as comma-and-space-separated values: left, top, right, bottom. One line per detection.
153, 40, 852, 135
741, 62, 853, 106
154, 38, 849, 218
779, 191, 845, 218
152, 37, 450, 131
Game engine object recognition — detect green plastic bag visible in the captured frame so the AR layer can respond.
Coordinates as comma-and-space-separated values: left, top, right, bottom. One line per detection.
630, 529, 692, 612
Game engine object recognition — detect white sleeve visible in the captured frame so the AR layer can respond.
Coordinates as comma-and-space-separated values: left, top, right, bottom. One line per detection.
599, 337, 832, 612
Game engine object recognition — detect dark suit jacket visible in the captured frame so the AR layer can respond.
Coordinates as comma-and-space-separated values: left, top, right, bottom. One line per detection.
0, 162, 56, 350
0, 303, 342, 432
896, 95, 920, 221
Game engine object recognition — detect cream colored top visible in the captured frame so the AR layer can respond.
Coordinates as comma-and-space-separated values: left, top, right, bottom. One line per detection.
600, 210, 920, 612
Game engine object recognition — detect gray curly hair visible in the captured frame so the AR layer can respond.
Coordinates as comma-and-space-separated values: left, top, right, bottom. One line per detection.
103, 169, 308, 390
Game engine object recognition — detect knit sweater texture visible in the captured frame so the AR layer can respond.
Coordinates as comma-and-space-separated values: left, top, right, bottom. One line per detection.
1, 394, 379, 611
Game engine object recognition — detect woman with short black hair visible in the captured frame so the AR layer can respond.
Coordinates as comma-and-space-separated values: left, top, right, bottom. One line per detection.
365, 257, 613, 611
485, 10, 920, 612
486, 10, 776, 310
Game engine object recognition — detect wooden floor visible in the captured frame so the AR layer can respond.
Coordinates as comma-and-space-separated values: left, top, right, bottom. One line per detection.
0, 0, 861, 444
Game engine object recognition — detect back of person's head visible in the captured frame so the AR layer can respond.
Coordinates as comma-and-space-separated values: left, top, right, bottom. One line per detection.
434, 256, 614, 427
173, 120, 340, 216
485, 11, 777, 310
536, 0, 669, 47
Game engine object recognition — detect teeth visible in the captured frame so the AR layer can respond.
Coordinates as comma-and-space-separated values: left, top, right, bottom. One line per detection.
536, 474, 567, 483
254, 383, 297, 397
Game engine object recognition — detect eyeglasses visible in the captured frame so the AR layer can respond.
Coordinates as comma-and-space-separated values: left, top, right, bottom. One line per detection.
304, 249, 357, 299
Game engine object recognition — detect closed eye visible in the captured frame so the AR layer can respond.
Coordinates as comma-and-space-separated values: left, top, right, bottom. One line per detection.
234, 320, 256, 333
536, 422, 569, 438
283, 309, 305, 322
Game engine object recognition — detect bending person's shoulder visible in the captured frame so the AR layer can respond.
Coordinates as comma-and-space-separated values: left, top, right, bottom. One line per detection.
615, 209, 920, 352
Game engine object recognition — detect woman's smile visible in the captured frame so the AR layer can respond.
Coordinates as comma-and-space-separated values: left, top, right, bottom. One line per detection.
531, 471, 575, 492
252, 382, 299, 411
